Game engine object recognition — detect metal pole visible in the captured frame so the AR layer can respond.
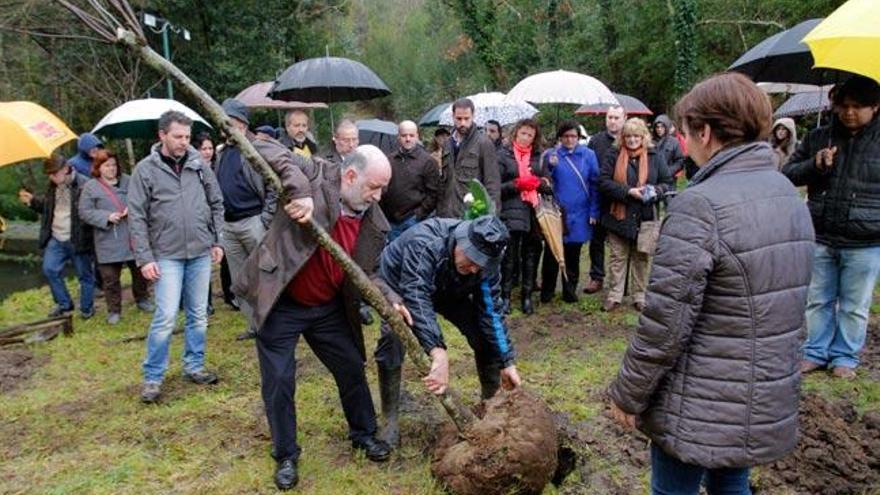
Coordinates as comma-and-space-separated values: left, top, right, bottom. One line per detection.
162, 25, 173, 99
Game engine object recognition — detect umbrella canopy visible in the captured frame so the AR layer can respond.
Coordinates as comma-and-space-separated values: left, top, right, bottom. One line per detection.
269, 57, 391, 103
356, 119, 398, 154
728, 19, 839, 85
505, 70, 617, 106
92, 99, 211, 139
575, 93, 652, 116
757, 82, 831, 94
774, 90, 831, 118
0, 101, 77, 167
235, 81, 327, 110
439, 92, 538, 127
418, 102, 451, 127
803, 0, 880, 83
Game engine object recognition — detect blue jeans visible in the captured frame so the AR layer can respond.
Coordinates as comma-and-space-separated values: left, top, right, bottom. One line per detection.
142, 256, 212, 384
804, 244, 880, 369
387, 215, 419, 243
651, 443, 751, 495
42, 237, 95, 314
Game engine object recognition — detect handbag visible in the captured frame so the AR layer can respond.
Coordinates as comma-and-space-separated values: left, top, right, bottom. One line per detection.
636, 203, 662, 255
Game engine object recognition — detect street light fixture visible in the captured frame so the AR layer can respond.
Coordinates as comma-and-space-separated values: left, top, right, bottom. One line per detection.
140, 12, 190, 99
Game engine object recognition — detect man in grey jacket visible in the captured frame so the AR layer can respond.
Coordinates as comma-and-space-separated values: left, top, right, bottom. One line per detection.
215, 99, 279, 340
128, 110, 225, 403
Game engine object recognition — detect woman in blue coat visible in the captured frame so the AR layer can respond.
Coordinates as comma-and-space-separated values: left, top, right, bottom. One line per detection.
540, 120, 601, 303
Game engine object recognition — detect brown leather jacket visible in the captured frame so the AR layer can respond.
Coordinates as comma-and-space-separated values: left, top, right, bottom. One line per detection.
232, 156, 400, 357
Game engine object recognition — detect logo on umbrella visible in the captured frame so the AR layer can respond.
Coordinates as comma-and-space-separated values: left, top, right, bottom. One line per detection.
29, 121, 65, 140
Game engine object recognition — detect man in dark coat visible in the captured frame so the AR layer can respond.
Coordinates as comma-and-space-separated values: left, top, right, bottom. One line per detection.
436, 98, 501, 217
584, 104, 625, 294
19, 156, 95, 318
373, 215, 522, 447
652, 114, 686, 176
783, 75, 880, 379
322, 119, 359, 165
380, 120, 440, 240
278, 109, 319, 159
233, 145, 407, 491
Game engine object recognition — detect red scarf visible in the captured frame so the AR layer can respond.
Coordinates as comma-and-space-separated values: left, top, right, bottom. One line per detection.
513, 142, 538, 207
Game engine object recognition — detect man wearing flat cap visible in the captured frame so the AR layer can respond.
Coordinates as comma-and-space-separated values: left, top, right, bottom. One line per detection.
215, 98, 282, 340
372, 215, 522, 447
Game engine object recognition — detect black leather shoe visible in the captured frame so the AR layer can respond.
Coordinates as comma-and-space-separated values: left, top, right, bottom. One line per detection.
274, 458, 298, 490
353, 436, 391, 462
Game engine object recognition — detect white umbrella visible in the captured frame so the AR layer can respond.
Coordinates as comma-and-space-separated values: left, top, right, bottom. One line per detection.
757, 82, 833, 94
439, 92, 538, 127
92, 98, 212, 139
504, 70, 618, 106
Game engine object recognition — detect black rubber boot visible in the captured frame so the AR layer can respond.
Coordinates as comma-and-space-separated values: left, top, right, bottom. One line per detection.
477, 361, 503, 400
501, 246, 515, 315
377, 367, 401, 448
521, 240, 540, 315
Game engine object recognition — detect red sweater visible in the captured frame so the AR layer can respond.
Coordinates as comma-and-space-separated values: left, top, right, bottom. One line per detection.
287, 214, 362, 306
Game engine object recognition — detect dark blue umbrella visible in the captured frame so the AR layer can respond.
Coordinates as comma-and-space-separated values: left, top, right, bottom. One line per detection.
356, 119, 398, 154
269, 57, 391, 103
418, 102, 450, 127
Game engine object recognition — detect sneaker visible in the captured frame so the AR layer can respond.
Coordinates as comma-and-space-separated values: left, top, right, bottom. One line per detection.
81, 309, 96, 320
800, 360, 824, 374
141, 382, 161, 403
48, 305, 74, 318
107, 313, 121, 325
832, 366, 857, 380
136, 300, 154, 312
183, 369, 219, 385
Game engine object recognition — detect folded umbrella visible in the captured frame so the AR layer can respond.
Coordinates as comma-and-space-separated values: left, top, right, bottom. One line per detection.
534, 196, 567, 281
0, 101, 77, 167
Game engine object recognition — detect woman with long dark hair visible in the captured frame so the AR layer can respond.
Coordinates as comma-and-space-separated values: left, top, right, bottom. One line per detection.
497, 118, 550, 315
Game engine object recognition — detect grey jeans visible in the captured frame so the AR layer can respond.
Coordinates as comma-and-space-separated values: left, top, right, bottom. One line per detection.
223, 215, 266, 330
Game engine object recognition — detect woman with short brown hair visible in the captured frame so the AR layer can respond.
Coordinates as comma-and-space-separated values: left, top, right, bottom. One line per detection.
79, 149, 151, 324
608, 72, 814, 494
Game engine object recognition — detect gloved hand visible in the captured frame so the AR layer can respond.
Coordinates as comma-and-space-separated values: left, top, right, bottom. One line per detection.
514, 175, 541, 192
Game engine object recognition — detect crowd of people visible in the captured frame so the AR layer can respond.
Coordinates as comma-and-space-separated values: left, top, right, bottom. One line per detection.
16, 71, 880, 493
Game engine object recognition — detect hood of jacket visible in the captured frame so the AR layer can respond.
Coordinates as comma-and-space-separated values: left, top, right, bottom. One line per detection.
652, 114, 673, 139
772, 117, 798, 156
67, 132, 103, 174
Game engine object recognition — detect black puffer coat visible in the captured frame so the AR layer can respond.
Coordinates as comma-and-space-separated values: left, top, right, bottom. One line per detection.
497, 144, 550, 233
598, 147, 673, 240
608, 142, 815, 468
782, 114, 880, 248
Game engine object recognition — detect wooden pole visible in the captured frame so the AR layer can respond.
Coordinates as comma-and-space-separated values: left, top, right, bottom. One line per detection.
114, 29, 476, 430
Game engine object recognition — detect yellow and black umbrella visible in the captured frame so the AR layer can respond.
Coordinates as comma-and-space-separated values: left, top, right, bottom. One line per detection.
0, 101, 76, 167
804, 0, 880, 83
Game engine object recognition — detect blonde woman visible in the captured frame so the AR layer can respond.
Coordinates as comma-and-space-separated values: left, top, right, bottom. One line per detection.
598, 118, 673, 312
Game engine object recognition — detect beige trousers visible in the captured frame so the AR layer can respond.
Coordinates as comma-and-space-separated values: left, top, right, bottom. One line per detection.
606, 232, 651, 305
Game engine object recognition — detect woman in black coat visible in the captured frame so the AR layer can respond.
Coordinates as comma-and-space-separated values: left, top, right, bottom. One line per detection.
598, 118, 673, 313
497, 119, 551, 315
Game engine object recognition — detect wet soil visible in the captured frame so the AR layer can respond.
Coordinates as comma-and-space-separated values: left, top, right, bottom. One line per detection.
432, 389, 558, 495
0, 347, 47, 394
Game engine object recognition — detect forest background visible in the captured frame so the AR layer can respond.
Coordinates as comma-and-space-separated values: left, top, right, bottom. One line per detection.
0, 0, 846, 220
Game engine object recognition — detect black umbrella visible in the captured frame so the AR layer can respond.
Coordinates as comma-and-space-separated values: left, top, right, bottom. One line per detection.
728, 19, 840, 85
418, 102, 450, 127
574, 93, 652, 116
269, 57, 391, 103
356, 119, 398, 154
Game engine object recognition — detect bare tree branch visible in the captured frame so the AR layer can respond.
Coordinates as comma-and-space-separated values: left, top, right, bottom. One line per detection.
698, 18, 786, 30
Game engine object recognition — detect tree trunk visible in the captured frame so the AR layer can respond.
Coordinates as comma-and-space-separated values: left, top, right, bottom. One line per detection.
115, 29, 476, 430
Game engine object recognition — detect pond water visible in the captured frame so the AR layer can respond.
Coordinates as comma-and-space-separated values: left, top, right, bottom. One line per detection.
0, 258, 50, 302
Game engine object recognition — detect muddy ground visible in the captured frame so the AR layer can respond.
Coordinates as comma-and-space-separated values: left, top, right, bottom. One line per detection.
2, 299, 878, 494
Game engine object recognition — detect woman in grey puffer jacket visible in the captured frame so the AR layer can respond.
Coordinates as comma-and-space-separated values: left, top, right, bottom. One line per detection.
608, 73, 815, 494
